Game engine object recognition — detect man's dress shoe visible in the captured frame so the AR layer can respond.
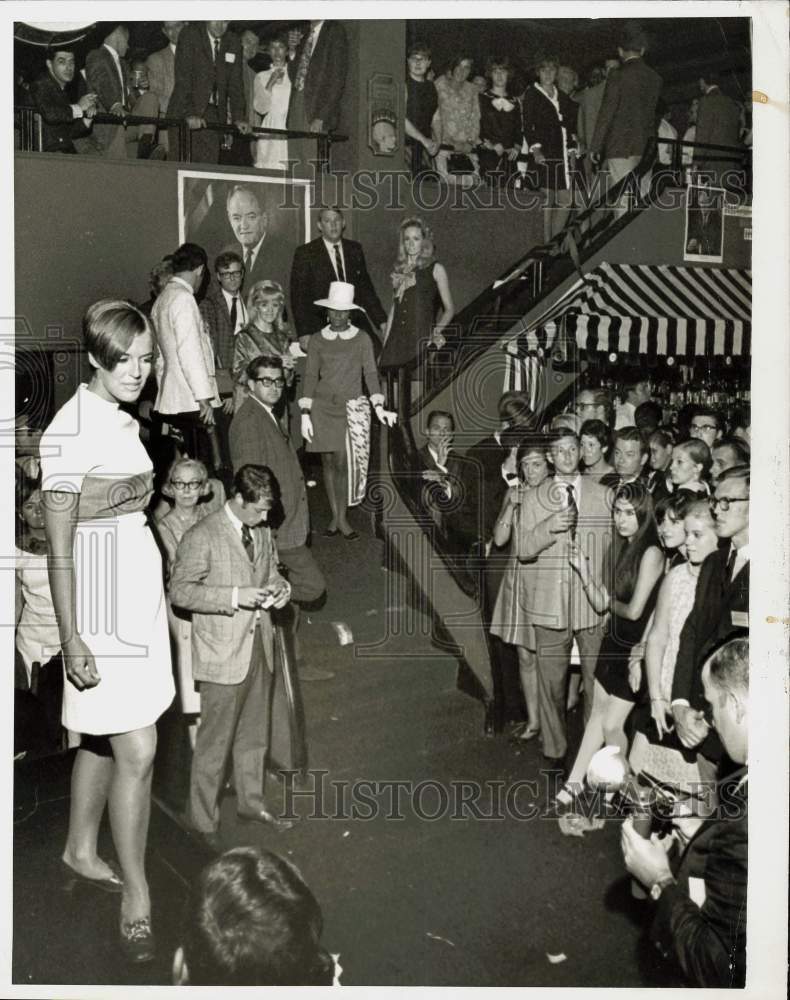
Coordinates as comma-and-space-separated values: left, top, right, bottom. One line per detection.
237, 807, 294, 832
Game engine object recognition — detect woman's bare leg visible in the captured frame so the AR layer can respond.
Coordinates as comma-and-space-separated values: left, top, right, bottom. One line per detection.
108, 725, 157, 925
333, 448, 352, 535
516, 646, 540, 732
62, 747, 114, 878
565, 679, 609, 787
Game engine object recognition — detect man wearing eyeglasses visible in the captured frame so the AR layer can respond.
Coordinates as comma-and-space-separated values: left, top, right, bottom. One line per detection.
229, 355, 329, 682
574, 387, 613, 429
670, 466, 749, 770
688, 406, 722, 451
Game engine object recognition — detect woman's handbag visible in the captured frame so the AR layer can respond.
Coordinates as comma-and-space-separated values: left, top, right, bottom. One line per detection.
446, 152, 476, 174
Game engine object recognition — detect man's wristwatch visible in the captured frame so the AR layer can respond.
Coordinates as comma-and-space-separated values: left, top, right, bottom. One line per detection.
649, 875, 677, 901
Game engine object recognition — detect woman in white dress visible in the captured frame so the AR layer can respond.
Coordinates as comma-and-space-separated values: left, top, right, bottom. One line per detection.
40, 300, 175, 963
253, 36, 292, 171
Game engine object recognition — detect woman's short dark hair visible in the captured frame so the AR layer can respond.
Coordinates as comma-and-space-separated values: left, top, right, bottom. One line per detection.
516, 434, 550, 478
654, 490, 693, 525
83, 299, 151, 371
183, 847, 334, 986
579, 418, 611, 451
233, 464, 279, 504
246, 354, 284, 381
533, 53, 559, 73
498, 391, 534, 428
486, 56, 511, 77
449, 53, 473, 73
650, 426, 675, 449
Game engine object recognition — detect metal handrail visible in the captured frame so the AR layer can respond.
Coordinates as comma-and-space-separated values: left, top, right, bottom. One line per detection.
409, 135, 750, 418
15, 104, 347, 167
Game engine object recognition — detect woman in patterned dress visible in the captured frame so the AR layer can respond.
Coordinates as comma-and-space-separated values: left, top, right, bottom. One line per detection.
490, 436, 551, 743
40, 300, 175, 963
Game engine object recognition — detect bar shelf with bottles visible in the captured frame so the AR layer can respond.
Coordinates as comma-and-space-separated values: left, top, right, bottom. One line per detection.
585, 354, 750, 431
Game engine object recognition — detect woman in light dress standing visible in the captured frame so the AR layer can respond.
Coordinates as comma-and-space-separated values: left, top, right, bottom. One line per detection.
253, 36, 292, 171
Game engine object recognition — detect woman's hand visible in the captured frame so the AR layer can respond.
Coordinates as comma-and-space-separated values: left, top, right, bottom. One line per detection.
63, 635, 100, 690
650, 697, 672, 741
507, 146, 520, 161
431, 328, 447, 349
628, 657, 643, 694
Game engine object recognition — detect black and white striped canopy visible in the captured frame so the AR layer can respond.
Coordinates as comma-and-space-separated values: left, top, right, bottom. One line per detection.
513, 263, 751, 359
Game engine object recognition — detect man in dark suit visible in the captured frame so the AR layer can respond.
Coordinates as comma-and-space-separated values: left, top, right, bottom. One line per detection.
286, 20, 348, 173
30, 47, 98, 154
85, 24, 162, 159
694, 73, 742, 185
622, 636, 748, 988
671, 466, 749, 769
600, 425, 649, 491
289, 207, 386, 342
685, 188, 724, 258
590, 24, 662, 214
229, 356, 329, 682
170, 465, 294, 843
225, 184, 270, 287
167, 20, 249, 164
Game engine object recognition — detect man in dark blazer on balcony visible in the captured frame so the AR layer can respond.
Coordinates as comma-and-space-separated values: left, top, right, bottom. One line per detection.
286, 20, 348, 173
167, 20, 249, 164
30, 47, 97, 154
589, 23, 662, 212
85, 24, 161, 158
289, 207, 386, 342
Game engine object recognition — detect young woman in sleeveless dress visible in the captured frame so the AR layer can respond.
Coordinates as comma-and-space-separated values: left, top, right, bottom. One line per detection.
40, 300, 175, 962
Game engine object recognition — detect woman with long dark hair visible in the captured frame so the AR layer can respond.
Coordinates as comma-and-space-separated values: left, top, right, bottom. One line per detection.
478, 58, 522, 184
40, 300, 175, 962
557, 483, 663, 804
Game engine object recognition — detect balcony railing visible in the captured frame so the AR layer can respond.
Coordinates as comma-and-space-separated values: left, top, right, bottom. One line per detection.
14, 106, 347, 170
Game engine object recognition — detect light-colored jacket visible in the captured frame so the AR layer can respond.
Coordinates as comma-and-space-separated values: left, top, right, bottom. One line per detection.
152, 276, 219, 414
169, 508, 286, 684
517, 476, 612, 631
146, 44, 175, 115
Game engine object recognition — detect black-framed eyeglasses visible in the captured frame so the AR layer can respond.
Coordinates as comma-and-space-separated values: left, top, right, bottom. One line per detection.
711, 496, 749, 511
171, 480, 205, 491
691, 423, 718, 432
218, 269, 244, 278
252, 376, 286, 388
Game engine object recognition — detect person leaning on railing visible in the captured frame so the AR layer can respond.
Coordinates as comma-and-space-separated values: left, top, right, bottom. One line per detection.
30, 45, 98, 154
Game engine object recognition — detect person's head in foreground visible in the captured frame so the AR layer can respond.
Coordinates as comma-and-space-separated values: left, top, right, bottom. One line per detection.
174, 847, 334, 985
701, 635, 749, 765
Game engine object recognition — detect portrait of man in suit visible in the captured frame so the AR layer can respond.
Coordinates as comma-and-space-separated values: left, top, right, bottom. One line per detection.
169, 464, 294, 845
179, 172, 311, 299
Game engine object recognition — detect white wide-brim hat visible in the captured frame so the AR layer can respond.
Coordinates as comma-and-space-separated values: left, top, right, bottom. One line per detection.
313, 281, 360, 310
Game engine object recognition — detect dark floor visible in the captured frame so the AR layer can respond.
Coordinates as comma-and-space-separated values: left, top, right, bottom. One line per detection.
13, 486, 663, 987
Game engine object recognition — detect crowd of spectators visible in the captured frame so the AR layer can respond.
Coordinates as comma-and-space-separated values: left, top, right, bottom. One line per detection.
409, 372, 750, 987
20, 19, 349, 168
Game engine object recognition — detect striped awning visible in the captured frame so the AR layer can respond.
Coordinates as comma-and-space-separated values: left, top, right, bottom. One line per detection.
512, 263, 752, 359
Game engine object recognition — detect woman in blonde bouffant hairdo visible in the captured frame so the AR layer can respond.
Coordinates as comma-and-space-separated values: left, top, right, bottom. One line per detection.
379, 217, 454, 382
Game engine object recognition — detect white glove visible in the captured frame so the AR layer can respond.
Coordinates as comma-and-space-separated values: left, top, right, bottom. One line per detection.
375, 405, 397, 427
301, 412, 314, 442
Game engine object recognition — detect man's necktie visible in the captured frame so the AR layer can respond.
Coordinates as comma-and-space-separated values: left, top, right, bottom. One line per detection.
229, 295, 238, 332
333, 244, 346, 282
566, 484, 578, 541
244, 248, 252, 272
725, 546, 737, 584
211, 37, 220, 105
294, 30, 315, 92
241, 524, 255, 562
